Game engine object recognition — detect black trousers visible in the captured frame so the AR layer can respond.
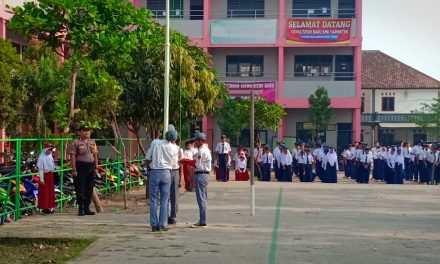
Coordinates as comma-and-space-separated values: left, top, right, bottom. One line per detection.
75, 161, 95, 205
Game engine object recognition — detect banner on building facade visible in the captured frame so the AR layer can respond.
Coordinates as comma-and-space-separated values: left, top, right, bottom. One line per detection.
225, 81, 276, 103
211, 19, 277, 44
286, 18, 352, 44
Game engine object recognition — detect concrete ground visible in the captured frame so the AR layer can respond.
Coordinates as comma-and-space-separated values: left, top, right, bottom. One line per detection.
1, 173, 440, 264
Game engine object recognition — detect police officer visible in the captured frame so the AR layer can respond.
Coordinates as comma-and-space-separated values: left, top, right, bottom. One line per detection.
70, 125, 99, 216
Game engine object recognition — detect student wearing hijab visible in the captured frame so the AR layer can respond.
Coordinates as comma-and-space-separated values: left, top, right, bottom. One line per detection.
279, 146, 292, 182
260, 146, 273, 181
234, 150, 249, 181
37, 142, 56, 214
322, 147, 338, 183
394, 148, 405, 184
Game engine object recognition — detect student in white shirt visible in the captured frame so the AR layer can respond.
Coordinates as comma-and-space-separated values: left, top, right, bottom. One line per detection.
279, 146, 293, 182
235, 150, 249, 181
191, 132, 212, 227
146, 128, 179, 232
359, 146, 373, 184
215, 135, 231, 182
180, 141, 195, 192
260, 146, 273, 181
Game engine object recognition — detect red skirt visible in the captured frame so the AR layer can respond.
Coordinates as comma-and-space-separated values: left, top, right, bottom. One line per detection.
235, 169, 249, 181
38, 172, 55, 209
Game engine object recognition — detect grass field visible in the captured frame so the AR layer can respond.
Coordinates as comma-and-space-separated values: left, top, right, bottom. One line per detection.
0, 237, 96, 264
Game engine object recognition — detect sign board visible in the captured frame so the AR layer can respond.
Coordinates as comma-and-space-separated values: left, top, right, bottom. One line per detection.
226, 81, 276, 104
211, 19, 277, 44
286, 18, 352, 45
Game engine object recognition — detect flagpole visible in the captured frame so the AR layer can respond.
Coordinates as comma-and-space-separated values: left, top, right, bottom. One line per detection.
163, 0, 170, 136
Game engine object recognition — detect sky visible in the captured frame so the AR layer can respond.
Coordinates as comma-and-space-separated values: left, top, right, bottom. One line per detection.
362, 0, 440, 81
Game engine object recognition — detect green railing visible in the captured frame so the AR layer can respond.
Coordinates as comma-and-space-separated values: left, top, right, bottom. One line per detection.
0, 137, 147, 222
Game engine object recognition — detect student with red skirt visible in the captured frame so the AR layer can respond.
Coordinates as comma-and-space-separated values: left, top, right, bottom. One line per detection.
37, 142, 56, 214
180, 141, 196, 191
235, 151, 249, 181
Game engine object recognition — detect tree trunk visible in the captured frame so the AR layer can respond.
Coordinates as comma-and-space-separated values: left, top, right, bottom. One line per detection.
34, 102, 43, 138
111, 113, 128, 210
65, 62, 78, 133
126, 123, 147, 157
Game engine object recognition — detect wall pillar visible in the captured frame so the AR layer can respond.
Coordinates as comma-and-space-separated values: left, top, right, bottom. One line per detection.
277, 116, 286, 141
353, 108, 361, 142
133, 0, 142, 8
203, 0, 211, 47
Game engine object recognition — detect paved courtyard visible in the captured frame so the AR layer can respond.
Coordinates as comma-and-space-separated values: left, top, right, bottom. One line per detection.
1, 175, 440, 264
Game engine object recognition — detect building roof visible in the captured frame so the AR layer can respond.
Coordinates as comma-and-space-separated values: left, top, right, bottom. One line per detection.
362, 50, 440, 89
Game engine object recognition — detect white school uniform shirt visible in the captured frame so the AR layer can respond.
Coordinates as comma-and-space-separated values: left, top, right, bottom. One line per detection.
435, 152, 440, 165
419, 149, 428, 161
426, 151, 435, 163
182, 149, 194, 160
296, 152, 305, 164
355, 148, 363, 161
395, 154, 405, 169
261, 152, 274, 169
37, 149, 56, 182
195, 144, 212, 172
387, 152, 397, 169
402, 147, 411, 159
215, 141, 231, 154
322, 152, 338, 170
235, 157, 247, 171
273, 146, 282, 161
146, 139, 179, 170
304, 153, 313, 165
279, 152, 292, 166
372, 147, 380, 160
342, 149, 350, 159
360, 151, 373, 164
348, 147, 356, 160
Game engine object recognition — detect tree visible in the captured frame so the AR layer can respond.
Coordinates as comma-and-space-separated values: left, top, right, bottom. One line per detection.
112, 26, 227, 145
308, 86, 333, 144
13, 41, 69, 137
411, 97, 440, 140
0, 39, 23, 131
9, 0, 154, 132
217, 98, 250, 146
216, 97, 286, 146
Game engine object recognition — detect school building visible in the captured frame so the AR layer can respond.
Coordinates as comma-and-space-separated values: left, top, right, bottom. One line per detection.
138, 0, 363, 151
361, 50, 440, 147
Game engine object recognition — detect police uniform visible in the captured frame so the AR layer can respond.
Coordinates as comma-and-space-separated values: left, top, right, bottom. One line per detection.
69, 136, 98, 216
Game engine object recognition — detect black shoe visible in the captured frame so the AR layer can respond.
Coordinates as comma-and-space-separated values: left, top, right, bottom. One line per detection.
191, 222, 207, 228
160, 226, 169, 231
151, 226, 160, 232
84, 210, 96, 215
168, 218, 177, 225
78, 210, 85, 216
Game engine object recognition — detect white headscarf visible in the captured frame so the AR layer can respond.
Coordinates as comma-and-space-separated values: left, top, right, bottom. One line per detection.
37, 148, 56, 182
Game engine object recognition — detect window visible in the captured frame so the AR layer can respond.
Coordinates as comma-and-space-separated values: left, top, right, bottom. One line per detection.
226, 56, 264, 77
227, 0, 264, 18
146, 0, 183, 18
361, 97, 365, 113
11, 42, 27, 58
292, 0, 331, 17
382, 97, 395, 111
190, 0, 204, 20
338, 0, 355, 18
335, 55, 353, 81
294, 55, 332, 77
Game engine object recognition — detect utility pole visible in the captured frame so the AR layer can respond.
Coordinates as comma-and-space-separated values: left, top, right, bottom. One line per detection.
250, 91, 255, 216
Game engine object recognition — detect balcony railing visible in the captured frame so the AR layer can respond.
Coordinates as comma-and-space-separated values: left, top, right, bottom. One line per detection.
147, 8, 356, 20
288, 8, 356, 18
217, 72, 278, 81
149, 9, 203, 20
362, 113, 419, 123
285, 72, 355, 81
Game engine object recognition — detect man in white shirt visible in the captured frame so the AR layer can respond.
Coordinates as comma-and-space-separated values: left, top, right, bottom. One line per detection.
215, 135, 231, 182
191, 132, 212, 227
359, 146, 373, 184
145, 128, 179, 232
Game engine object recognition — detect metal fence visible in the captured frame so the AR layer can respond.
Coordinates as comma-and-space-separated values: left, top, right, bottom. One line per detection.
0, 137, 147, 222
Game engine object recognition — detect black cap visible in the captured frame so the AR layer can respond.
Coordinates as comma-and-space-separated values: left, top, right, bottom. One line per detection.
80, 124, 92, 131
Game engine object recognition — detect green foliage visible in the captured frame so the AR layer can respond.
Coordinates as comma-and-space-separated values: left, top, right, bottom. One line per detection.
75, 61, 123, 129
9, 0, 155, 129
0, 39, 23, 129
308, 86, 333, 143
216, 97, 286, 145
112, 26, 227, 136
11, 40, 69, 138
411, 97, 440, 140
